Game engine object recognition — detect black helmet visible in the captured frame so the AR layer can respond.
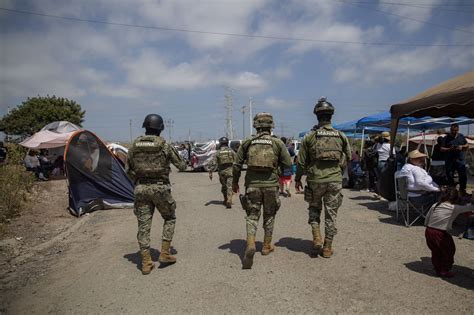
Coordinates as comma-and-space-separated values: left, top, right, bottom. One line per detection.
313, 97, 335, 116
219, 137, 229, 145
142, 114, 164, 130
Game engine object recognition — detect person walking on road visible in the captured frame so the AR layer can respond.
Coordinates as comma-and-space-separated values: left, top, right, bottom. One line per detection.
126, 114, 187, 275
295, 97, 351, 258
209, 136, 236, 208
233, 112, 292, 269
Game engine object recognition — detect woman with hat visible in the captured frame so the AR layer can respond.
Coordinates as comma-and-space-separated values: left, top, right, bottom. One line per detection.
399, 149, 441, 206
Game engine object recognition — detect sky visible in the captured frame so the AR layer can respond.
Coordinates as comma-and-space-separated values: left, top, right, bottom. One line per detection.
0, 0, 473, 142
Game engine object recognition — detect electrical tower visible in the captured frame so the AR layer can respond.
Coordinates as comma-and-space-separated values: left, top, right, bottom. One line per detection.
165, 119, 174, 143
224, 87, 234, 139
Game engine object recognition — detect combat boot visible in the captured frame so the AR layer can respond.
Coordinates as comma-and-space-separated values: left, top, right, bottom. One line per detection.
322, 238, 333, 258
261, 234, 274, 256
158, 240, 177, 264
242, 235, 256, 269
311, 225, 323, 254
140, 249, 155, 275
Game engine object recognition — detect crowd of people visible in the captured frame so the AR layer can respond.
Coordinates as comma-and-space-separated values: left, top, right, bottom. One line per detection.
23, 149, 64, 180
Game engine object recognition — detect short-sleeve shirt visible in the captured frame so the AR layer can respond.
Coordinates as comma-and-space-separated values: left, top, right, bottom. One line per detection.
443, 133, 467, 161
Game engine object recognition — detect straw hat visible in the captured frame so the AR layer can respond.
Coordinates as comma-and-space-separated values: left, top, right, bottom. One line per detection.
408, 149, 427, 159
381, 131, 390, 140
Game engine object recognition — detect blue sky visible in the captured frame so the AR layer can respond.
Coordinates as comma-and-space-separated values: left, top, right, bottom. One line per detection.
1, 0, 473, 142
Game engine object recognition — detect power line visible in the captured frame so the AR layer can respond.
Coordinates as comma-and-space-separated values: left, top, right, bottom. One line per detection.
340, 1, 474, 7
0, 7, 472, 47
335, 0, 474, 34
341, 1, 474, 13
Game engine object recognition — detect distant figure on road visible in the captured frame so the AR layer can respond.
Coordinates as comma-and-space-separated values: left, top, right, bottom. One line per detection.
126, 114, 186, 275
233, 112, 292, 269
295, 97, 351, 258
209, 136, 236, 208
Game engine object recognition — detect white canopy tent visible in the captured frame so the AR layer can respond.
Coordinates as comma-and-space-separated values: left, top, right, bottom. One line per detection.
20, 121, 81, 149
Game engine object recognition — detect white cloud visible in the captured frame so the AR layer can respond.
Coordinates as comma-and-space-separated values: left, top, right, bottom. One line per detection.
264, 97, 300, 109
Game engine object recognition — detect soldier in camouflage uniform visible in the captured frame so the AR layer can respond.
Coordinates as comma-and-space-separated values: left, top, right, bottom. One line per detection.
209, 137, 236, 208
126, 114, 187, 275
233, 113, 292, 269
295, 98, 351, 258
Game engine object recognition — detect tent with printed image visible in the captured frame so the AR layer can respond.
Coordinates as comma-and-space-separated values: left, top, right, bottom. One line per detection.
64, 130, 134, 216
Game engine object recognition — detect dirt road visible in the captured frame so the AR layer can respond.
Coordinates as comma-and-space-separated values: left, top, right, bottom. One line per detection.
2, 170, 473, 313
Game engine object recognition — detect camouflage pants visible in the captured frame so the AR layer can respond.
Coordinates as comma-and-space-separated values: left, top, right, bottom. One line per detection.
134, 184, 176, 250
219, 173, 233, 202
245, 187, 281, 237
306, 182, 343, 240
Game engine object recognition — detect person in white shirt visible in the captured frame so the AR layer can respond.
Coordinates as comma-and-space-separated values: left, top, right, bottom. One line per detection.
374, 131, 397, 166
398, 149, 440, 206
424, 188, 474, 278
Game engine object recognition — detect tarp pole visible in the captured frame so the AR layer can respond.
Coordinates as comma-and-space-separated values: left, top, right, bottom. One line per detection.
423, 130, 428, 154
360, 128, 365, 156
406, 122, 410, 151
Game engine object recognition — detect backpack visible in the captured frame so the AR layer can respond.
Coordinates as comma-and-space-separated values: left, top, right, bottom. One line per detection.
246, 134, 277, 171
131, 135, 168, 179
217, 148, 234, 166
306, 127, 344, 161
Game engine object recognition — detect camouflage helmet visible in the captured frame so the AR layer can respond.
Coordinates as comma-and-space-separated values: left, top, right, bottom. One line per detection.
219, 136, 229, 145
253, 112, 274, 129
313, 97, 335, 116
142, 114, 164, 131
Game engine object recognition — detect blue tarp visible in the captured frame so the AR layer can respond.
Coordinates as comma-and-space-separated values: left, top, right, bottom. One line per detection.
357, 111, 474, 131
333, 120, 389, 134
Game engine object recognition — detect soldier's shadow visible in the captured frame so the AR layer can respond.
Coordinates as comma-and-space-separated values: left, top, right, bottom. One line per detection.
205, 200, 224, 206
275, 237, 316, 258
123, 247, 178, 270
218, 239, 263, 264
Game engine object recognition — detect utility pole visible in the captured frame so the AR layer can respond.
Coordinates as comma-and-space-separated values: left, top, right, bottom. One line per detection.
241, 105, 246, 139
248, 97, 253, 136
129, 119, 133, 143
224, 87, 234, 139
165, 119, 174, 143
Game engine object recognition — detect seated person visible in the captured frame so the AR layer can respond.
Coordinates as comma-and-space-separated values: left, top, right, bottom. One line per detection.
399, 150, 440, 207
38, 149, 52, 176
24, 150, 48, 180
51, 155, 65, 176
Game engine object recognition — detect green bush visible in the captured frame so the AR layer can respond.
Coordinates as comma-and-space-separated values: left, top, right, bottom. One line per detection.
0, 143, 36, 223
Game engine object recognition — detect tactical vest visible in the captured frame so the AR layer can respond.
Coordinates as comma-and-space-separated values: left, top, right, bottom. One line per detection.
131, 136, 168, 179
309, 127, 343, 161
246, 134, 277, 171
217, 148, 234, 166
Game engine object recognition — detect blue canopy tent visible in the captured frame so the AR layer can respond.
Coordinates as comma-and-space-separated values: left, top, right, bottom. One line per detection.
357, 111, 474, 152
298, 120, 388, 139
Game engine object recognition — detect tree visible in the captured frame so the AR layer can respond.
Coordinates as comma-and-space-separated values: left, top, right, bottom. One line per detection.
0, 95, 85, 136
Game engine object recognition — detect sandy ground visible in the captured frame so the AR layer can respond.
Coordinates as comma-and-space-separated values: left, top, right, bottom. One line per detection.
1, 170, 473, 314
